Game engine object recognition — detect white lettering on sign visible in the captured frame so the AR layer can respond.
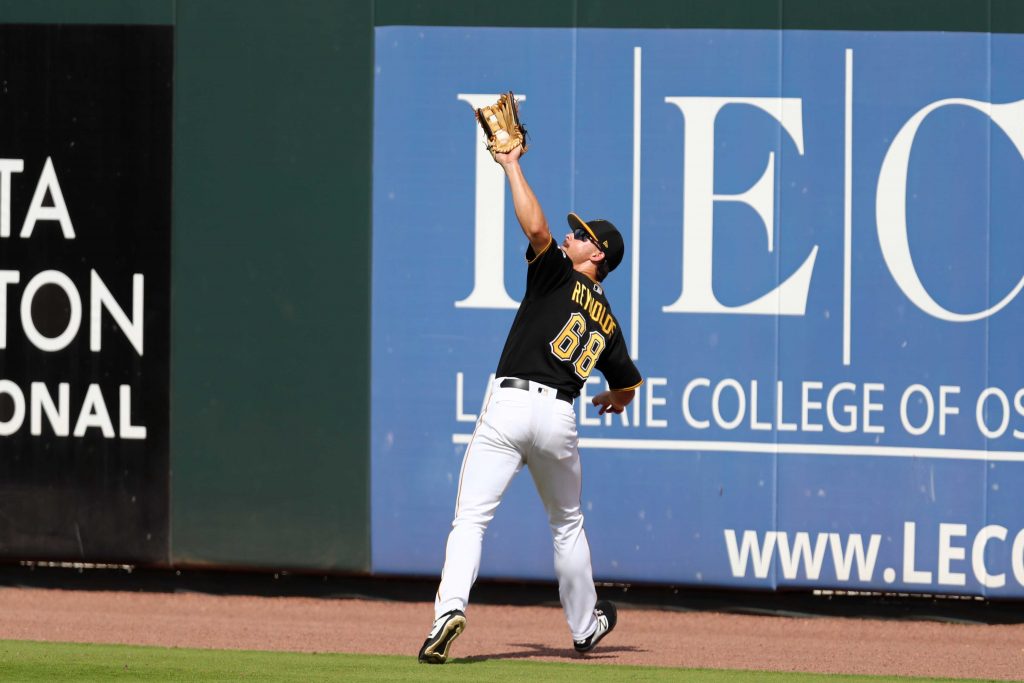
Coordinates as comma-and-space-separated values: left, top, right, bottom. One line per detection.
724, 522, 1024, 589
0, 380, 145, 439
876, 98, 1024, 322
20, 157, 75, 239
454, 93, 525, 310
661, 97, 818, 316
0, 269, 144, 354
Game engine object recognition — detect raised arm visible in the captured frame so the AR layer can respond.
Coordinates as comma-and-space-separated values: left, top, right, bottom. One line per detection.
494, 146, 552, 255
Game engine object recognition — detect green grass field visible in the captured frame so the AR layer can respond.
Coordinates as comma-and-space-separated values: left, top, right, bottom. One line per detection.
0, 640, 997, 682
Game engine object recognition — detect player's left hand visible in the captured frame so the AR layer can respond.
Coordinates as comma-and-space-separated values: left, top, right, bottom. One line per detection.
592, 390, 632, 415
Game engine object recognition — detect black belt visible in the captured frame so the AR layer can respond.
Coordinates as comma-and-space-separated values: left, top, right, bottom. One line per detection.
500, 378, 574, 404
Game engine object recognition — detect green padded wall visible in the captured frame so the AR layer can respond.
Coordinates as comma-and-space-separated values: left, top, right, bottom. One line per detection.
170, 0, 372, 571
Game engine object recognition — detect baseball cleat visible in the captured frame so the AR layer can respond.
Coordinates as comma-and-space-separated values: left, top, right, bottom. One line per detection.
417, 609, 466, 664
573, 600, 617, 654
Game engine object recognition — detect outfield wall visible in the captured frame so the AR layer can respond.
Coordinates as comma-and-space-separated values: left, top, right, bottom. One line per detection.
2, 1, 1024, 599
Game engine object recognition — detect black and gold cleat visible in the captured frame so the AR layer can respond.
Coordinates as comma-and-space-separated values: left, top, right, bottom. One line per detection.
417, 609, 466, 664
574, 600, 617, 654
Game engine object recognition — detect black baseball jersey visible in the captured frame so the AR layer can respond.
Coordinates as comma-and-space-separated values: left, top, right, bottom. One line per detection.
495, 237, 643, 398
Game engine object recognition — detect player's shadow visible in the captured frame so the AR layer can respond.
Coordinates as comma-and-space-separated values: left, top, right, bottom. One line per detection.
453, 642, 645, 663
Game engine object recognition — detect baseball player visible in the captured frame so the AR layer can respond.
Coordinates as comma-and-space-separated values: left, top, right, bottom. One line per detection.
418, 142, 643, 664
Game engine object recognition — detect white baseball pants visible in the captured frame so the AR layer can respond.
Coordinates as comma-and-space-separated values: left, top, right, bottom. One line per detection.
434, 377, 599, 641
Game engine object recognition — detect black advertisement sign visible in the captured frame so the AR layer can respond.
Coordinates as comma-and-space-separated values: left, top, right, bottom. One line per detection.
0, 25, 172, 563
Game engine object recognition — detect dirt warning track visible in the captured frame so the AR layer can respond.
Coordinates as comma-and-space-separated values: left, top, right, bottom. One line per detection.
1, 587, 1023, 679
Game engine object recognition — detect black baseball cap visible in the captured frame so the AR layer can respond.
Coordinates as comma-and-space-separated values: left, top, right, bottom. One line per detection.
567, 213, 624, 272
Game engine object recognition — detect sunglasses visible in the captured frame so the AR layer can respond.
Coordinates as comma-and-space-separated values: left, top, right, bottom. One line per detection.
573, 227, 604, 252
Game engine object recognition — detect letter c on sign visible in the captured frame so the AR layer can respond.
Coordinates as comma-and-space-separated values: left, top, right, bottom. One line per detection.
877, 98, 1024, 322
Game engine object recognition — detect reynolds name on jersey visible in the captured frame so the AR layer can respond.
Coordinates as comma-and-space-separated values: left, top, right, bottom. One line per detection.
570, 280, 617, 337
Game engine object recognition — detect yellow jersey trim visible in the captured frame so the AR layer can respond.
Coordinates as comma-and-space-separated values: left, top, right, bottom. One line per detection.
611, 379, 644, 392
526, 235, 554, 264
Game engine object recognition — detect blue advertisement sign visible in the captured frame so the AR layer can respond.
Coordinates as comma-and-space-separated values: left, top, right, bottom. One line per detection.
372, 27, 1024, 596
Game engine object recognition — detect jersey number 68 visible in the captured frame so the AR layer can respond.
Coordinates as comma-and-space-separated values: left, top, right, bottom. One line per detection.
549, 312, 606, 381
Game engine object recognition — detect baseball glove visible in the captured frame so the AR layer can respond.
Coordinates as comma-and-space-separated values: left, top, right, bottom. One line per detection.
476, 92, 527, 158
